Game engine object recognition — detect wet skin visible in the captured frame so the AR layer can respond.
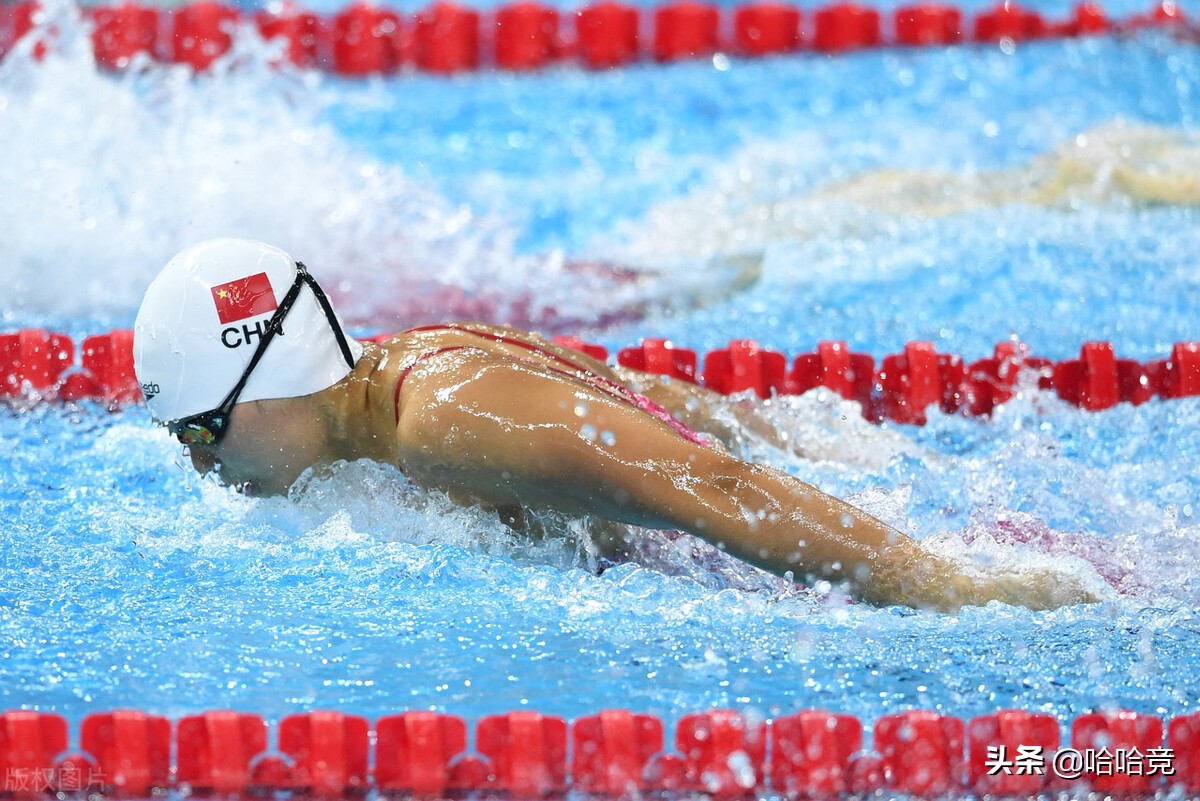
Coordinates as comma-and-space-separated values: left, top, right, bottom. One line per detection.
185, 323, 1103, 611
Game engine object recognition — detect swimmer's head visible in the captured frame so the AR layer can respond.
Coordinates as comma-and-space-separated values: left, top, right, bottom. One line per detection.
133, 239, 363, 444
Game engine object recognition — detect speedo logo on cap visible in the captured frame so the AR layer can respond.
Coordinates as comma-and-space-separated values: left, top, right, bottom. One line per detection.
212, 272, 284, 349
211, 272, 278, 325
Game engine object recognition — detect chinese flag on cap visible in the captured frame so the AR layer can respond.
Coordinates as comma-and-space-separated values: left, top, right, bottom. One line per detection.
211, 272, 278, 325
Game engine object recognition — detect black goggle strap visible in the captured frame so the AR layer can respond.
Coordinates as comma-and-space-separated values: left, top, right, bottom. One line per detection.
296, 261, 356, 369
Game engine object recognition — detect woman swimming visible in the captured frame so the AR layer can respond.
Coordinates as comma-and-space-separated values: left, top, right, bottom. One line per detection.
134, 239, 1102, 613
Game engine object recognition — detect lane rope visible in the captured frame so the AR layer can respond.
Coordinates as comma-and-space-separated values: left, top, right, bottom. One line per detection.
2, 328, 1196, 423
1, 707, 1197, 796
1, 0, 1194, 74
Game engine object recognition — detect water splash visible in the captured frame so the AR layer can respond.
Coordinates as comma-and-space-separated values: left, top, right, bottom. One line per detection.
0, 0, 724, 333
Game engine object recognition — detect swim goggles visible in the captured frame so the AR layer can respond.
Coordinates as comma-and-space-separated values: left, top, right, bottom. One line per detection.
167, 262, 356, 447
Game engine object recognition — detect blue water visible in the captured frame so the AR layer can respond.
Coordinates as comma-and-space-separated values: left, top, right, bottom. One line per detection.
2, 0, 1199, 764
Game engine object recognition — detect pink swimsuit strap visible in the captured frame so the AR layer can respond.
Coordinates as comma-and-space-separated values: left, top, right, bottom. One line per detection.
392, 326, 709, 447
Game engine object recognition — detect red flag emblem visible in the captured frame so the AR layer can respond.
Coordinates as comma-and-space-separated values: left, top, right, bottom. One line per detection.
211, 273, 278, 325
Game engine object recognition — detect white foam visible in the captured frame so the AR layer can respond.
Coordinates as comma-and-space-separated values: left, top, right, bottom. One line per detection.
0, 0, 692, 330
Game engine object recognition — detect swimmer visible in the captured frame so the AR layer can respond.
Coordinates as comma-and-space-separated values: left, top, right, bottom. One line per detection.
134, 239, 1102, 613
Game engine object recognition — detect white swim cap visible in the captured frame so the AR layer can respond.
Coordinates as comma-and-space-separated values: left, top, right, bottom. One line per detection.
133, 238, 364, 423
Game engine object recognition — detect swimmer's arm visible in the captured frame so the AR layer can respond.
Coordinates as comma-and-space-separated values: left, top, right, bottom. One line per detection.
394, 352, 1082, 611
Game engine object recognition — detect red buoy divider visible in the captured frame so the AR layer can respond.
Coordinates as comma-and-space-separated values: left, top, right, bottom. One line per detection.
790, 340, 875, 407
552, 335, 609, 361
895, 3, 962, 45
1160, 342, 1200, 399
375, 712, 470, 796
0, 329, 74, 396
90, 3, 159, 70
734, 2, 801, 56
476, 712, 569, 796
495, 2, 561, 70
702, 340, 788, 398
575, 1, 639, 67
878, 341, 963, 424
80, 711, 172, 797
256, 6, 323, 68
964, 341, 1052, 417
176, 712, 268, 794
571, 710, 664, 795
966, 710, 1059, 796
812, 2, 881, 52
171, 0, 238, 70
277, 712, 370, 796
652, 1, 720, 62
1052, 341, 1120, 411
616, 338, 697, 382
332, 2, 400, 75
650, 710, 766, 795
1, 2, 44, 61
415, 2, 480, 74
974, 1, 1046, 42
769, 710, 862, 797
874, 711, 966, 797
1169, 713, 1200, 793
1071, 711, 1165, 795
1125, 0, 1187, 29
1067, 1, 1109, 34
78, 330, 140, 404
0, 712, 69, 794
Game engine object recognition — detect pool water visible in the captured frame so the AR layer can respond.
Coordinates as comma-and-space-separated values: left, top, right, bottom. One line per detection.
2, 0, 1199, 752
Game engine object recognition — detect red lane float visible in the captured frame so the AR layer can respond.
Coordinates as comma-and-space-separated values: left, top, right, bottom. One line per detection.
1170, 712, 1200, 793
495, 2, 562, 70
768, 710, 861, 797
790, 340, 874, 407
81, 711, 172, 797
575, 1, 639, 68
571, 710, 663, 795
974, 0, 1047, 42
176, 711, 268, 794
0, 330, 73, 396
1072, 711, 1166, 794
415, 2, 479, 73
477, 712, 569, 796
375, 712, 472, 796
171, 0, 238, 70
256, 7, 323, 68
648, 710, 766, 795
877, 340, 964, 425
653, 1, 720, 62
734, 2, 801, 55
967, 709, 1059, 795
8, 707, 1195, 797
91, 3, 158, 69
895, 2, 962, 45
0, 711, 69, 795
332, 2, 401, 75
702, 339, 789, 399
813, 2, 881, 52
617, 338, 697, 382
873, 711, 965, 797
275, 712, 370, 795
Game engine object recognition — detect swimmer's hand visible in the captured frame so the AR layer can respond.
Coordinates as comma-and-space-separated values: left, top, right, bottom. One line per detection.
940, 567, 1110, 612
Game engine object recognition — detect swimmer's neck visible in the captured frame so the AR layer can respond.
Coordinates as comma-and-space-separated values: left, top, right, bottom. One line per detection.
309, 341, 396, 464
